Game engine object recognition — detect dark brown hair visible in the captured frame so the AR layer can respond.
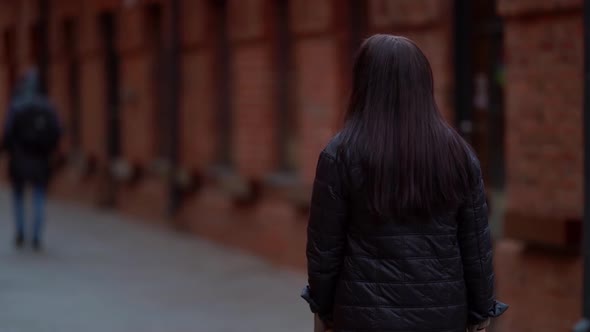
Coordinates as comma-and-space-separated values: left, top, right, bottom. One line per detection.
340, 34, 475, 219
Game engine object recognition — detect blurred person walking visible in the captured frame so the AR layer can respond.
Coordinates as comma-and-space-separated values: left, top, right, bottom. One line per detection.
1, 69, 61, 250
302, 35, 507, 332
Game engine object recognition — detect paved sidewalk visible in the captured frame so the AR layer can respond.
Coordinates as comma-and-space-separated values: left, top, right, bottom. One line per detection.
0, 188, 311, 332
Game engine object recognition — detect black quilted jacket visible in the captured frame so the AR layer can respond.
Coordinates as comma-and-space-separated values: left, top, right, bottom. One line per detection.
302, 137, 507, 332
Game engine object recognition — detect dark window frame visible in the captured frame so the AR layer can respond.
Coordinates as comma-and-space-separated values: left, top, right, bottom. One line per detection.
63, 17, 81, 149
99, 11, 121, 159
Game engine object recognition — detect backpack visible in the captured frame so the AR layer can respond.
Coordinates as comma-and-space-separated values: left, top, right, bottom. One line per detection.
12, 105, 60, 155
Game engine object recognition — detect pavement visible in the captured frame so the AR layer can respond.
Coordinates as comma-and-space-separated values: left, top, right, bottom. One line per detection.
0, 187, 311, 332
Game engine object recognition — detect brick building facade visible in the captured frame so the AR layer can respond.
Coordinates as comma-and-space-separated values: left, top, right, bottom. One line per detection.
0, 0, 459, 265
0, 0, 586, 330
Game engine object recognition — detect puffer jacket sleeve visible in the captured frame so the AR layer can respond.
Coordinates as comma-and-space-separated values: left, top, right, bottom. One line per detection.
303, 150, 348, 320
458, 157, 508, 325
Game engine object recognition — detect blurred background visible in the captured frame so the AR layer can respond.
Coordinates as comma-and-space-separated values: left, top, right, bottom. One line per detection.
0, 0, 585, 331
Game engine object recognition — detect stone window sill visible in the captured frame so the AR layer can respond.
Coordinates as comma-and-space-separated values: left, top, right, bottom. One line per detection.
207, 165, 257, 203
263, 171, 311, 213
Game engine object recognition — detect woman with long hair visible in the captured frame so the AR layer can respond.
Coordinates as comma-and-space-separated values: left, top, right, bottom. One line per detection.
302, 35, 507, 332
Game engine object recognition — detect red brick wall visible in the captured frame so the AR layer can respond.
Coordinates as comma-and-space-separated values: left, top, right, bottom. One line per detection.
118, 5, 154, 164
48, 1, 120, 204
0, 0, 582, 248
229, 0, 277, 178
499, 0, 584, 245
179, 0, 215, 171
0, 0, 456, 262
116, 1, 171, 220
292, 0, 340, 184
493, 241, 582, 332
180, 50, 216, 170
0, 1, 585, 328
79, 2, 108, 163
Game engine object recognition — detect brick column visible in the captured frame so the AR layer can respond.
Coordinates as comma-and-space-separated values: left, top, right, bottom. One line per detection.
115, 1, 173, 221
179, 0, 216, 171
499, 0, 584, 246
292, 0, 341, 184
229, 0, 277, 179
117, 4, 155, 165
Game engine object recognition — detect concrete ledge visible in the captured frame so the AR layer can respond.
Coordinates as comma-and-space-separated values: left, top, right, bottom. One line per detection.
263, 172, 311, 215
498, 0, 582, 18
504, 211, 582, 248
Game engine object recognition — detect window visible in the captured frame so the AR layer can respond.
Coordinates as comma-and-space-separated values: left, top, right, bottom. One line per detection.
454, 0, 505, 189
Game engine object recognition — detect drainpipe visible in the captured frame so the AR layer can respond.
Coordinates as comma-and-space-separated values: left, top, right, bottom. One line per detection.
453, 0, 473, 141
574, 1, 590, 331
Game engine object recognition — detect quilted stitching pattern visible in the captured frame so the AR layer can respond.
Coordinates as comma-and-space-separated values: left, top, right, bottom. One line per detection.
304, 137, 506, 332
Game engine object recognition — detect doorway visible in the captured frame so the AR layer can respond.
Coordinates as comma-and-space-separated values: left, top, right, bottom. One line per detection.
63, 18, 81, 150
144, 3, 169, 161
99, 12, 121, 207
275, 0, 297, 172
99, 12, 121, 161
454, 0, 505, 234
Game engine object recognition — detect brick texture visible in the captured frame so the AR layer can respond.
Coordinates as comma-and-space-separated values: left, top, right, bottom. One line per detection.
0, 1, 584, 329
180, 0, 207, 47
119, 54, 156, 164
79, 59, 106, 162
180, 50, 216, 170
228, 0, 266, 42
290, 0, 333, 35
368, 0, 444, 29
501, 5, 583, 244
498, 0, 582, 17
232, 44, 277, 178
493, 240, 582, 332
295, 37, 340, 184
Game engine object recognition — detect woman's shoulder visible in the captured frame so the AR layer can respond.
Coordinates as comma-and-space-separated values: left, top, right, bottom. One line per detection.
321, 132, 345, 160
464, 144, 482, 174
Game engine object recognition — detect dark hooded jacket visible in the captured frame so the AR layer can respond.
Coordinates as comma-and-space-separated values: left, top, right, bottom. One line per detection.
302, 136, 507, 332
2, 70, 61, 186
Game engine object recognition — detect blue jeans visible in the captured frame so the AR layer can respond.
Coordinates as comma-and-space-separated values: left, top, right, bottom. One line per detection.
12, 184, 46, 241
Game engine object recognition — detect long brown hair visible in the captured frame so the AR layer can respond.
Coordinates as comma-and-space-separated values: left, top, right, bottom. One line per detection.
339, 35, 475, 219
